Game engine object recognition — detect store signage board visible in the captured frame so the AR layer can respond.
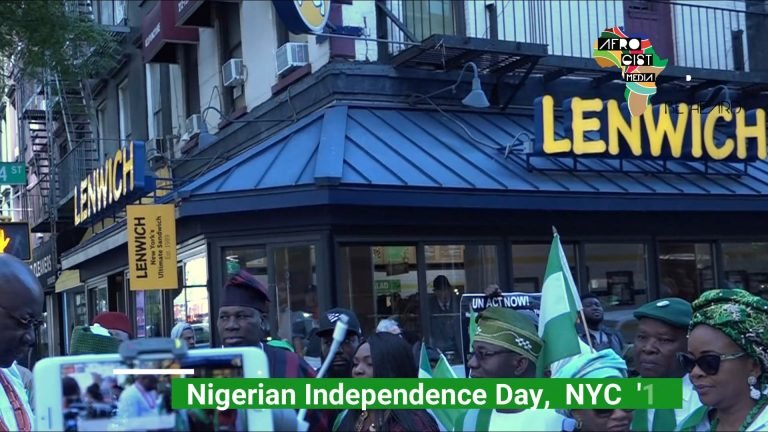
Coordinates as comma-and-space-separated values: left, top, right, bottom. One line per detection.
0, 163, 27, 185
74, 141, 156, 227
127, 204, 178, 290
459, 293, 541, 377
31, 238, 56, 287
533, 95, 767, 162
272, 0, 331, 34
0, 222, 31, 261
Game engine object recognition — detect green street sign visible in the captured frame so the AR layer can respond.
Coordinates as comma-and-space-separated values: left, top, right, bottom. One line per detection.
0, 163, 26, 185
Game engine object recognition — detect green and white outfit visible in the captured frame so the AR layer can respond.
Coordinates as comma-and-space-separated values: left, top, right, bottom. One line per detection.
631, 374, 703, 431
677, 289, 768, 432
454, 408, 565, 432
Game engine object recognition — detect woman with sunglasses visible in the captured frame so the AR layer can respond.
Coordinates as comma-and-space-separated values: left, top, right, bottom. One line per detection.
680, 289, 768, 431
553, 345, 633, 431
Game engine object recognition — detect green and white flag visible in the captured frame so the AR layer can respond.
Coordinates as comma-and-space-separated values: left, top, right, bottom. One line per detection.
537, 230, 583, 376
433, 352, 457, 379
419, 342, 432, 378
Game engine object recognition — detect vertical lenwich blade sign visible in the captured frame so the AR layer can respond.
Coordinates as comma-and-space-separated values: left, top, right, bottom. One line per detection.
127, 204, 178, 290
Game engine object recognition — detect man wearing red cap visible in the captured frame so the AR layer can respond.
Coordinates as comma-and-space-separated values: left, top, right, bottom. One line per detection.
93, 311, 132, 342
217, 270, 328, 431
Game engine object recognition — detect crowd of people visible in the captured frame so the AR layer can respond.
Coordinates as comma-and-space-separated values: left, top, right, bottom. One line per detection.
2, 252, 768, 431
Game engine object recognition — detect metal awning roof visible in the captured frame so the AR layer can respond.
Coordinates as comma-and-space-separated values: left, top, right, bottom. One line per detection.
172, 105, 768, 216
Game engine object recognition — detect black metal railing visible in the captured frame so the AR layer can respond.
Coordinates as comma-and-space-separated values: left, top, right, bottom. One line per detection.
56, 139, 99, 203
25, 177, 50, 228
379, 0, 764, 72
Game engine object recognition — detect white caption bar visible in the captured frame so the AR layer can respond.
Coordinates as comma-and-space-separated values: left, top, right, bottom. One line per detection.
113, 369, 195, 375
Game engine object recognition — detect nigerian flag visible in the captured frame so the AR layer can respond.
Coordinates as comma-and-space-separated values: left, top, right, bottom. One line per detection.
418, 346, 460, 431
536, 229, 583, 376
418, 342, 432, 378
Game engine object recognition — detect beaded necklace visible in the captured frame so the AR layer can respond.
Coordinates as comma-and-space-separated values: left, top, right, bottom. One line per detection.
711, 396, 768, 432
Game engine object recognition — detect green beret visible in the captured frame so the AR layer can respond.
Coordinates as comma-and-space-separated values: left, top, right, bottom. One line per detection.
475, 307, 542, 362
70, 326, 122, 355
633, 297, 692, 328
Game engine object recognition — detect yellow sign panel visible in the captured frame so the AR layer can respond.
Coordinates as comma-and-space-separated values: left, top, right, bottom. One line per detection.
127, 204, 178, 290
296, 0, 330, 31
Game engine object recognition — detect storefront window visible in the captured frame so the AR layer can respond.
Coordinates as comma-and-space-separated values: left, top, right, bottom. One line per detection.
339, 246, 420, 341
273, 245, 317, 347
657, 243, 714, 302
425, 245, 499, 293
584, 243, 648, 311
89, 286, 108, 319
511, 244, 577, 292
32, 296, 51, 365
173, 255, 211, 347
223, 247, 268, 286
722, 242, 768, 299
65, 289, 87, 351
134, 290, 163, 338
425, 244, 496, 364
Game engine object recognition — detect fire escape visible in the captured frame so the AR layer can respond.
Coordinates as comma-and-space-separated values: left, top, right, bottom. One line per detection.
18, 0, 129, 249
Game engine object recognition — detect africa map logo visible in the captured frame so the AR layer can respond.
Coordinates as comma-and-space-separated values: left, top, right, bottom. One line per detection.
593, 26, 668, 118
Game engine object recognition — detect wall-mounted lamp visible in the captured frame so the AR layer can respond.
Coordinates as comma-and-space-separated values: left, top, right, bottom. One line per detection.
409, 62, 490, 109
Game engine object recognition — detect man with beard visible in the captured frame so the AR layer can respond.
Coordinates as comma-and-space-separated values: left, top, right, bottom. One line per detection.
313, 308, 362, 428
0, 255, 43, 432
216, 270, 327, 431
315, 308, 363, 378
631, 298, 703, 431
577, 294, 624, 355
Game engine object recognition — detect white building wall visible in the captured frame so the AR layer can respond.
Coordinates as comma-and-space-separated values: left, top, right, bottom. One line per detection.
197, 27, 224, 133
240, 1, 279, 113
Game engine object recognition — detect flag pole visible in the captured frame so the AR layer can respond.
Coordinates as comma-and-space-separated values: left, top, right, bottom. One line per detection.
578, 309, 595, 352
553, 226, 595, 352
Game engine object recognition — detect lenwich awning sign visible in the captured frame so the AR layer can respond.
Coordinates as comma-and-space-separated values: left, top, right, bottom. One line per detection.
74, 141, 156, 227
533, 95, 766, 162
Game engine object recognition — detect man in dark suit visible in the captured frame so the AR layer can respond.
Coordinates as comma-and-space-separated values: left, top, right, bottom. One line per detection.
429, 275, 461, 357
217, 271, 328, 431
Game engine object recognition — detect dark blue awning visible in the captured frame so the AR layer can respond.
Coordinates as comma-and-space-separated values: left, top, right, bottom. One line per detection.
173, 105, 768, 217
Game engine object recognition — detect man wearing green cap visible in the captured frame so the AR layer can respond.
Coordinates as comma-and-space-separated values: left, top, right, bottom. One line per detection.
455, 307, 565, 431
631, 298, 703, 431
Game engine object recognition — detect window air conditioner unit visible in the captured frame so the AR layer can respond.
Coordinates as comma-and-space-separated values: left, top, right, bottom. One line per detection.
222, 58, 245, 87
276, 42, 309, 76
147, 137, 167, 163
185, 114, 202, 136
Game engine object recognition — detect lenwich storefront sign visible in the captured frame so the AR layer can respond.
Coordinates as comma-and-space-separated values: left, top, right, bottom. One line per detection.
74, 141, 155, 227
534, 95, 766, 162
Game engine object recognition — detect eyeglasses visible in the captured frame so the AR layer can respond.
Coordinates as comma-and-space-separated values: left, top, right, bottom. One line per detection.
0, 305, 43, 330
677, 352, 746, 375
468, 349, 515, 362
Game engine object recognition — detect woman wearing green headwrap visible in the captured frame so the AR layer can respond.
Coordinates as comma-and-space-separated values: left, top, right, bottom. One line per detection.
681, 289, 768, 431
552, 345, 633, 431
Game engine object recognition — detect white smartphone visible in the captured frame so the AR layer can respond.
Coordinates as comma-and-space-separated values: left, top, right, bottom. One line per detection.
33, 347, 272, 432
